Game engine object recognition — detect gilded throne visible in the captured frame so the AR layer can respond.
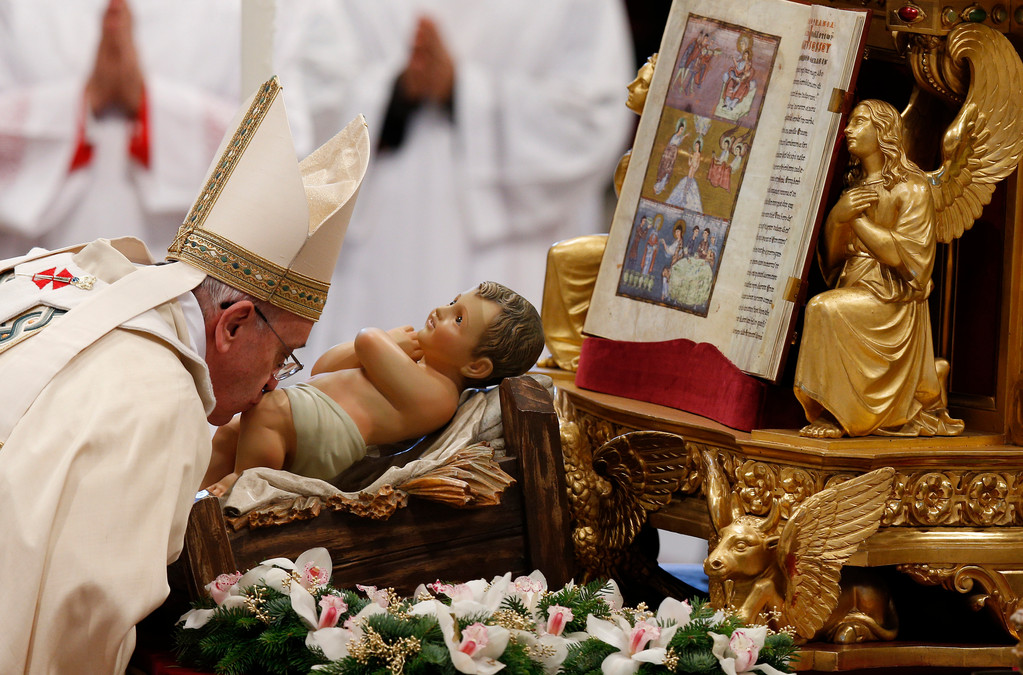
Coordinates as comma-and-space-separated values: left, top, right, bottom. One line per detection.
548, 2, 1023, 671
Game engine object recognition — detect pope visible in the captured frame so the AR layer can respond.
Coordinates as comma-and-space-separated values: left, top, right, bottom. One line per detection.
0, 76, 369, 673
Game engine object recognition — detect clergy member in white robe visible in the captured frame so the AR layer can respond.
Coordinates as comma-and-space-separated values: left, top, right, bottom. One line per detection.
0, 239, 216, 673
300, 0, 634, 362
0, 77, 370, 673
0, 0, 348, 259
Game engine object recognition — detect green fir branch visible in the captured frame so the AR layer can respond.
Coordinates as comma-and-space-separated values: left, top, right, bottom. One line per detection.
174, 571, 797, 675
537, 579, 615, 633
560, 637, 618, 675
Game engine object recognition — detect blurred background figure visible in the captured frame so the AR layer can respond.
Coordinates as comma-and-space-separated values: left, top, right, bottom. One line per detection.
0, 0, 345, 259
300, 0, 636, 363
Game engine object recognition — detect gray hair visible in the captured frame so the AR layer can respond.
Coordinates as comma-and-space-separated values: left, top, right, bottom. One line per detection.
191, 276, 286, 332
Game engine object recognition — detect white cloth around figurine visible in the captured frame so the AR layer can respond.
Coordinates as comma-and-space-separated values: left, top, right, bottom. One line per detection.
222, 374, 553, 517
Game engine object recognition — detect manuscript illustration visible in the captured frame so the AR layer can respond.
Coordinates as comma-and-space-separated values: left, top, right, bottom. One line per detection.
587, 0, 869, 381
617, 18, 778, 317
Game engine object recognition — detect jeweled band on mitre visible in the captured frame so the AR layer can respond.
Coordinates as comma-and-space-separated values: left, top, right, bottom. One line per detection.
171, 229, 328, 321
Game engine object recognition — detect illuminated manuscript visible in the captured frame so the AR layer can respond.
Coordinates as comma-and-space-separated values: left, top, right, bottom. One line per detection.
585, 0, 869, 382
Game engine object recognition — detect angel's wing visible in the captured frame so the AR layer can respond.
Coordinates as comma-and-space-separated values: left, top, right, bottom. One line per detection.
591, 431, 690, 550
776, 467, 895, 639
926, 23, 1023, 243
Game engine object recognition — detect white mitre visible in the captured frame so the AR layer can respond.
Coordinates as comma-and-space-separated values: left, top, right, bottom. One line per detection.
167, 76, 369, 321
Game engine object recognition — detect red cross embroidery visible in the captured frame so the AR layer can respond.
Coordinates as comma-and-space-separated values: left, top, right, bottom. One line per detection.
31, 267, 77, 290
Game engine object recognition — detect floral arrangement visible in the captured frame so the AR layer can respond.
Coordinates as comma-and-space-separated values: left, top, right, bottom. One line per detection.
175, 547, 797, 675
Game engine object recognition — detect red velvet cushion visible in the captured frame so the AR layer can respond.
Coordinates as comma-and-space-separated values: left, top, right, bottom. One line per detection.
575, 337, 802, 432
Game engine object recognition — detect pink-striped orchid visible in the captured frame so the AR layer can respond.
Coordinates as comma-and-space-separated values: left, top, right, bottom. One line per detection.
260, 547, 332, 591
206, 572, 243, 605
179, 561, 293, 630
414, 600, 510, 674
585, 596, 692, 675
709, 625, 788, 675
305, 597, 387, 661
356, 583, 391, 608
511, 571, 547, 611
545, 605, 574, 637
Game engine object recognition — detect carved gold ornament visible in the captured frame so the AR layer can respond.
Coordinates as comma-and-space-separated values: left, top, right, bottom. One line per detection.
703, 450, 896, 642
556, 391, 693, 580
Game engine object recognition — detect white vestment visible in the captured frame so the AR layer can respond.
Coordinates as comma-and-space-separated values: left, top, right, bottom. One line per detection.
0, 0, 348, 259
0, 239, 214, 674
300, 0, 634, 362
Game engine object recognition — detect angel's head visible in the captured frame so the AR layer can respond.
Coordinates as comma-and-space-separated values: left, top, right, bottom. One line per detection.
846, 100, 919, 189
626, 53, 658, 114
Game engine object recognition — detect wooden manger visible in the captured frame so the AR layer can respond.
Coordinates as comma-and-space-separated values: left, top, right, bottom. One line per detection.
164, 375, 574, 606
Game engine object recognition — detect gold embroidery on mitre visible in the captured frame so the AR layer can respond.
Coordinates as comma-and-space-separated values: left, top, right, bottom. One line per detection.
167, 77, 331, 317
173, 229, 328, 320
169, 78, 280, 257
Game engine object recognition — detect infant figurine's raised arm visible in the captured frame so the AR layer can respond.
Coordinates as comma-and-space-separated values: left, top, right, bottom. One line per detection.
202, 281, 544, 496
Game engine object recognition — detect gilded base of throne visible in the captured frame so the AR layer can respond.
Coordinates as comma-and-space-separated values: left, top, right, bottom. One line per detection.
552, 371, 1023, 672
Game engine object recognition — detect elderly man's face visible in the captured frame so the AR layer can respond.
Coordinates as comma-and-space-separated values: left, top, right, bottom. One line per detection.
204, 302, 313, 425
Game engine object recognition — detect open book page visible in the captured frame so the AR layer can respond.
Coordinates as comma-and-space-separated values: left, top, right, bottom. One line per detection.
584, 0, 869, 382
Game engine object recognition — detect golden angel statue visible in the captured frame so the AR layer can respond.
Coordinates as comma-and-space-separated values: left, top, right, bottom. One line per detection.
539, 54, 658, 372
795, 24, 1023, 438
702, 451, 897, 642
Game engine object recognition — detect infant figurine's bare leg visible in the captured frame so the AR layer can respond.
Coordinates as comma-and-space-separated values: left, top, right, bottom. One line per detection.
799, 411, 845, 438
204, 389, 296, 497
201, 417, 242, 488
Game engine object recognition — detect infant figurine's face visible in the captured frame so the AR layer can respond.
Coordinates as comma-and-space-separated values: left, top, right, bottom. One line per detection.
419, 287, 499, 369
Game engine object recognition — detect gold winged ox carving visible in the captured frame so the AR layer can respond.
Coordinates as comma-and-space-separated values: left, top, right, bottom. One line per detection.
703, 451, 897, 643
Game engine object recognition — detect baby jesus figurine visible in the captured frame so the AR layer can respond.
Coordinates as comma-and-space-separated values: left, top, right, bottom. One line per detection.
203, 281, 545, 495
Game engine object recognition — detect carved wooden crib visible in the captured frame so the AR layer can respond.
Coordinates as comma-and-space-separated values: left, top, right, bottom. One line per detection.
164, 375, 574, 608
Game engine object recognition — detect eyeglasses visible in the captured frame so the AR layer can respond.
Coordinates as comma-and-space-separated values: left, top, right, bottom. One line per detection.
252, 304, 304, 381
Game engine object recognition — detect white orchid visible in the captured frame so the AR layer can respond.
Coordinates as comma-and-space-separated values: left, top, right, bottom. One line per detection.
510, 600, 587, 675
709, 625, 788, 675
441, 580, 486, 603
509, 628, 572, 674
261, 547, 332, 592
356, 583, 391, 607
292, 585, 347, 631
178, 565, 272, 629
177, 602, 240, 630
180, 548, 335, 631
586, 609, 680, 675
302, 594, 386, 661
424, 601, 509, 675
441, 575, 510, 606
584, 594, 693, 675
655, 596, 693, 626
598, 579, 623, 611
292, 585, 346, 658
511, 571, 547, 611
423, 574, 518, 622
